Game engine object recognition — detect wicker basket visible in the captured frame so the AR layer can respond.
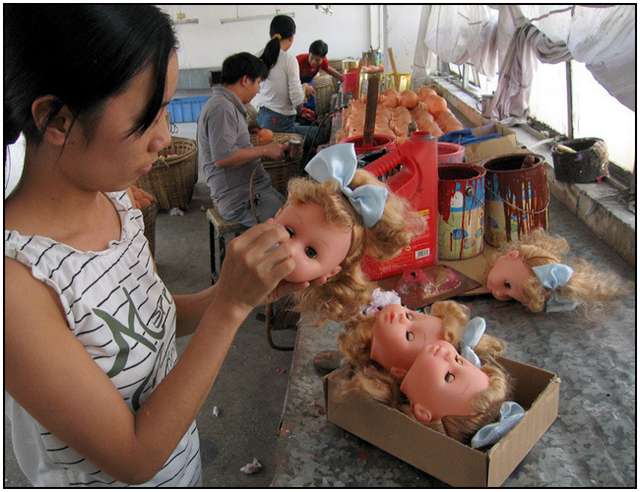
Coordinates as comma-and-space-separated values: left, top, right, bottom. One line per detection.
314, 74, 337, 116
249, 132, 303, 196
141, 201, 159, 256
136, 137, 197, 210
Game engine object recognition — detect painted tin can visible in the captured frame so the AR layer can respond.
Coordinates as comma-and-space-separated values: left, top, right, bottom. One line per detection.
438, 164, 486, 260
483, 153, 549, 247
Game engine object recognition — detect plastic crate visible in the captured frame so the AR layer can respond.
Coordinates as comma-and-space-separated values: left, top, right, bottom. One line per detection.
167, 96, 209, 124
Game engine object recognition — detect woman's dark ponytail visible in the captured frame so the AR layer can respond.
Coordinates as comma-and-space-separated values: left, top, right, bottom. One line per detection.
260, 14, 296, 74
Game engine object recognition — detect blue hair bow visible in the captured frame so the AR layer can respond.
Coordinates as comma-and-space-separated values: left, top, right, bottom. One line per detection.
532, 263, 578, 313
471, 401, 525, 449
304, 143, 389, 228
460, 317, 486, 368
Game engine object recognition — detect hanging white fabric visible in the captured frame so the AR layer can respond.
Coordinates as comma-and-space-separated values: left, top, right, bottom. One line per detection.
412, 4, 635, 112
411, 5, 498, 88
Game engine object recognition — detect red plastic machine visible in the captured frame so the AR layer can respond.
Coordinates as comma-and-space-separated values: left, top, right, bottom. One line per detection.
361, 136, 439, 280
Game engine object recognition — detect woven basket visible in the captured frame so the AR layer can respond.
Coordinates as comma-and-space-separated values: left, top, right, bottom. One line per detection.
314, 74, 337, 116
136, 137, 197, 210
141, 201, 159, 256
249, 132, 303, 195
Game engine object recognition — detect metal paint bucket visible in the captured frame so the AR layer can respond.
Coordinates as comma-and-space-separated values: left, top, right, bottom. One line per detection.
438, 164, 486, 260
484, 153, 549, 247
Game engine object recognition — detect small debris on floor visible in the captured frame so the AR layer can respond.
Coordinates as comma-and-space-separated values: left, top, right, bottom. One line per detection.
275, 367, 287, 375
240, 457, 262, 474
169, 207, 184, 216
212, 406, 220, 417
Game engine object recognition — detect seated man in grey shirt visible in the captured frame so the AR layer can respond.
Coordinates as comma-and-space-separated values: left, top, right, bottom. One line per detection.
197, 52, 287, 227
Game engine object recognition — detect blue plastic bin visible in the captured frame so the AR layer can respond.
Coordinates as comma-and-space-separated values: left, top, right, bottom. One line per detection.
168, 96, 209, 124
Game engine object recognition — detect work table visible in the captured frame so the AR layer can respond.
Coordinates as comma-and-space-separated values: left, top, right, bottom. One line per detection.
270, 195, 635, 487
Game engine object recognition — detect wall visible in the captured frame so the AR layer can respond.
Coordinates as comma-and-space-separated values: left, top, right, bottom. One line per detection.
383, 5, 422, 74
159, 5, 370, 70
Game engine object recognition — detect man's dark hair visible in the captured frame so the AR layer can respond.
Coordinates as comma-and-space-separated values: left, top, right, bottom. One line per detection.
309, 40, 328, 58
221, 52, 268, 85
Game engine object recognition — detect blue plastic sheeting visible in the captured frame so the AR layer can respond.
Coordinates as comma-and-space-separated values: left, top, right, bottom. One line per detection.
168, 96, 209, 123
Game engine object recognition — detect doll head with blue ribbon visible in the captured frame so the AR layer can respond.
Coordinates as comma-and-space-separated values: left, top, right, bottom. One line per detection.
282, 144, 425, 323
400, 342, 517, 446
337, 295, 505, 405
485, 228, 624, 313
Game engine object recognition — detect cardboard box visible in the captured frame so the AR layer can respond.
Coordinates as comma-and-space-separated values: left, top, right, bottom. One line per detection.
324, 357, 560, 487
464, 123, 528, 163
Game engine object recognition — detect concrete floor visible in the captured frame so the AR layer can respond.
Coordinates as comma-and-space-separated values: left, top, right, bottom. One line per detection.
3, 121, 296, 487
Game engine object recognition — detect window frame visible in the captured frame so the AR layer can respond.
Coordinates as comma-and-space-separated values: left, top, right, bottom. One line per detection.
437, 57, 635, 201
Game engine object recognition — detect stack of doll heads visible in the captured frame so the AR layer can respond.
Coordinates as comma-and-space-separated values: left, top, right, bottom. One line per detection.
338, 294, 514, 446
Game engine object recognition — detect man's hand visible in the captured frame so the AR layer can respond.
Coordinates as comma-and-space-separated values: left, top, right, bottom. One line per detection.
261, 142, 287, 160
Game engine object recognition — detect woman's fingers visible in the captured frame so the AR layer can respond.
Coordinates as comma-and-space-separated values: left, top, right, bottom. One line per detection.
216, 222, 297, 309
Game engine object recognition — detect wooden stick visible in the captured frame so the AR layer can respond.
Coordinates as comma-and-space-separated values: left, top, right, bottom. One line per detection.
387, 47, 400, 91
363, 73, 380, 146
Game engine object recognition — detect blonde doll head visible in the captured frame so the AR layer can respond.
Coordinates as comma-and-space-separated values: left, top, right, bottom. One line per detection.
485, 228, 625, 313
339, 299, 504, 378
400, 349, 512, 444
286, 167, 424, 323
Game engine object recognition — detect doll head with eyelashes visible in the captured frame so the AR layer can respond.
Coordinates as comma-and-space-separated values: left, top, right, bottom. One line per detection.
282, 168, 425, 323
399, 341, 512, 444
339, 300, 505, 379
485, 228, 626, 313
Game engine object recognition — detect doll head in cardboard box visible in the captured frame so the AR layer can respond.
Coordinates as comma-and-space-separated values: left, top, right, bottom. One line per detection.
275, 144, 424, 323
485, 229, 625, 313
336, 293, 505, 405
339, 294, 504, 379
400, 340, 513, 444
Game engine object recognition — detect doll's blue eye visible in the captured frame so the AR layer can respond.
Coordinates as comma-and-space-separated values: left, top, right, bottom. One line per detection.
305, 246, 317, 259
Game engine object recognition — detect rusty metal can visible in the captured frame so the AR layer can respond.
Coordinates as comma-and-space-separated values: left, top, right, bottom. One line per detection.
287, 136, 304, 161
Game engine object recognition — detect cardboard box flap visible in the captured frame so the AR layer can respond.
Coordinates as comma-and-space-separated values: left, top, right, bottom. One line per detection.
497, 357, 557, 408
485, 360, 560, 486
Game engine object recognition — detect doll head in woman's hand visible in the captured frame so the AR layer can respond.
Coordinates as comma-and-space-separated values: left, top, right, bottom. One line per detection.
281, 143, 424, 323
400, 340, 511, 444
485, 229, 625, 313
274, 201, 351, 284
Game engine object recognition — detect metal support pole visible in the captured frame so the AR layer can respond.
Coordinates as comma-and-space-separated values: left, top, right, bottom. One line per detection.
565, 61, 574, 139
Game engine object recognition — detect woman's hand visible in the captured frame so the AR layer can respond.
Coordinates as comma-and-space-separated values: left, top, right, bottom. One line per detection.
215, 221, 295, 312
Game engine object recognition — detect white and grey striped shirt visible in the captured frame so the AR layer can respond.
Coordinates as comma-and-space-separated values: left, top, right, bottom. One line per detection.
4, 191, 201, 487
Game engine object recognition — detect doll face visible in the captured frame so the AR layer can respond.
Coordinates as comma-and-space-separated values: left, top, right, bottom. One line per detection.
274, 202, 352, 283
400, 340, 489, 423
370, 304, 443, 379
485, 251, 533, 304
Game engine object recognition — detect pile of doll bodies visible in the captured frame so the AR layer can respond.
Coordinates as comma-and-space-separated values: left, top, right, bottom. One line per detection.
274, 143, 625, 448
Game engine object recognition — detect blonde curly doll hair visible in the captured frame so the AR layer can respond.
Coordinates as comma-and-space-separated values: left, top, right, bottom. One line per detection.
289, 169, 424, 323
486, 228, 626, 313
335, 300, 505, 402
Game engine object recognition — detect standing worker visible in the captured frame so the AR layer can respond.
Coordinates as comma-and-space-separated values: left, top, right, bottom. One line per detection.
198, 52, 287, 227
252, 15, 319, 143
296, 40, 344, 114
4, 5, 307, 487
